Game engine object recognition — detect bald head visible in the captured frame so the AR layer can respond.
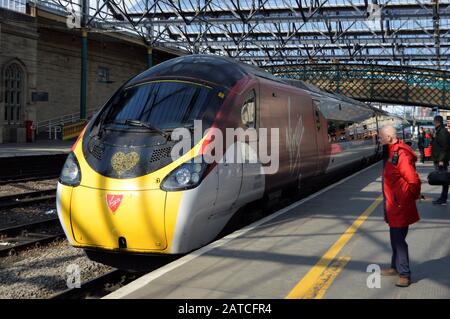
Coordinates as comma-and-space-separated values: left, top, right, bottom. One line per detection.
380, 125, 398, 145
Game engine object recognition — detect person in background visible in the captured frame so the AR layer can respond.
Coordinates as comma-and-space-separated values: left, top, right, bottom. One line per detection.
423, 129, 433, 162
380, 125, 421, 288
418, 127, 425, 164
431, 115, 450, 206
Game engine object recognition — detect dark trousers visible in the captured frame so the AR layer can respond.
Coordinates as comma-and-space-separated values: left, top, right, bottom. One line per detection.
434, 162, 449, 201
390, 227, 410, 277
419, 148, 424, 163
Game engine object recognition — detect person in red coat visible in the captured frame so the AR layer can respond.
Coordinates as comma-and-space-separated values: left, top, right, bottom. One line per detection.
423, 130, 433, 161
379, 125, 421, 287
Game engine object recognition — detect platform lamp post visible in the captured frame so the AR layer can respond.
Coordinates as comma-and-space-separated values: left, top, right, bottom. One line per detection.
147, 47, 153, 69
146, 24, 154, 69
80, 28, 87, 120
80, 0, 89, 120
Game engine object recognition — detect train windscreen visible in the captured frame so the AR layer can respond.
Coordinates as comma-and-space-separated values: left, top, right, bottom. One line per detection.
102, 80, 223, 130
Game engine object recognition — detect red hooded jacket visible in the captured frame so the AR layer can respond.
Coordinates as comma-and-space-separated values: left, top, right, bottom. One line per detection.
383, 140, 421, 228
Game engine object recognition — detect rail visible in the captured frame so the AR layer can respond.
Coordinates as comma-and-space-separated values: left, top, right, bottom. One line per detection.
35, 108, 97, 140
0, 189, 57, 209
0, 218, 63, 257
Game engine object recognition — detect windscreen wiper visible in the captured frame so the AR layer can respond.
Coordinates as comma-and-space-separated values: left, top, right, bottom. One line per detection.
124, 119, 169, 139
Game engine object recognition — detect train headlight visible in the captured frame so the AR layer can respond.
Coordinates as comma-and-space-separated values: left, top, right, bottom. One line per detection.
161, 158, 208, 191
175, 168, 191, 186
59, 153, 81, 186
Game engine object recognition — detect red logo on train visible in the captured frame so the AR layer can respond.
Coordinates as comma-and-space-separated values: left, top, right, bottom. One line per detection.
106, 194, 123, 213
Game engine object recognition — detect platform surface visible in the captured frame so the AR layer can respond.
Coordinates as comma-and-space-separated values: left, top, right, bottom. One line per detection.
105, 160, 450, 299
0, 140, 73, 158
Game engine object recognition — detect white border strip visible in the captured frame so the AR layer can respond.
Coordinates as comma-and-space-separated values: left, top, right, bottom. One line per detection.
104, 161, 381, 299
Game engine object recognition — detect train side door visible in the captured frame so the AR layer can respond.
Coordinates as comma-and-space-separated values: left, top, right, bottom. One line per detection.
312, 99, 327, 175
215, 138, 243, 217
236, 87, 265, 207
216, 90, 261, 216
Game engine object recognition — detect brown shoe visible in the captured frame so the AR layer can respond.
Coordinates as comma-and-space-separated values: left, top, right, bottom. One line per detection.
395, 276, 411, 287
381, 268, 398, 276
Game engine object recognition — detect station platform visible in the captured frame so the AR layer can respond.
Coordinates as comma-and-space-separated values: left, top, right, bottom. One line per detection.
105, 161, 449, 299
0, 140, 73, 158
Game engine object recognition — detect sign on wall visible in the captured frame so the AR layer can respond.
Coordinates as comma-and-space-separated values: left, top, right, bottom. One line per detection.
31, 92, 49, 102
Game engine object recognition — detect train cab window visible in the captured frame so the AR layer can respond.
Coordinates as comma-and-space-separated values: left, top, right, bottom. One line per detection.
101, 80, 222, 131
241, 90, 256, 128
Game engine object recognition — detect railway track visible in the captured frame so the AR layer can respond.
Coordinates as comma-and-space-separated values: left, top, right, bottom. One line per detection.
0, 189, 57, 209
0, 218, 64, 257
0, 154, 66, 184
0, 175, 59, 186
48, 253, 180, 299
49, 269, 145, 299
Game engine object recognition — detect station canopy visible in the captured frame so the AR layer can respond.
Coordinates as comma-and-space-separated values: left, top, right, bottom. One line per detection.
34, 0, 450, 70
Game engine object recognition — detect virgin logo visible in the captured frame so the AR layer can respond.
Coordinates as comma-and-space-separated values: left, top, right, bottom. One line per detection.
106, 194, 123, 213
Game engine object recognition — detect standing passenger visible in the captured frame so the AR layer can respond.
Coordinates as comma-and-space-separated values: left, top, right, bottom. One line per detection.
423, 129, 433, 162
431, 115, 450, 206
379, 125, 421, 287
418, 127, 425, 164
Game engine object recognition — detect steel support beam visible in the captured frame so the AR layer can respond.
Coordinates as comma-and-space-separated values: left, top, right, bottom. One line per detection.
80, 0, 89, 120
38, 0, 450, 70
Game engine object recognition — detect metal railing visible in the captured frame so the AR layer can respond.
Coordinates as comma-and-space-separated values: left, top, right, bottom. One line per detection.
62, 120, 87, 140
35, 108, 97, 139
268, 63, 450, 109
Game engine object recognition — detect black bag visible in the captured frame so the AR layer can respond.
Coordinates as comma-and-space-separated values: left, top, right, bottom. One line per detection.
427, 171, 450, 185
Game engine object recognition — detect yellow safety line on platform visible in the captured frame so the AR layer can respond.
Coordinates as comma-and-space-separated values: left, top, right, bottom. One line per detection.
304, 256, 351, 299
286, 194, 383, 299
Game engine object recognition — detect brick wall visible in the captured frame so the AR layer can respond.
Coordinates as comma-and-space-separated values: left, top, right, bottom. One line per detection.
35, 21, 148, 123
0, 7, 38, 142
0, 7, 179, 143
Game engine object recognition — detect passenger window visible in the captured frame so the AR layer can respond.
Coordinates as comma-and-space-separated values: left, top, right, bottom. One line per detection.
327, 120, 358, 143
241, 90, 256, 128
327, 121, 337, 142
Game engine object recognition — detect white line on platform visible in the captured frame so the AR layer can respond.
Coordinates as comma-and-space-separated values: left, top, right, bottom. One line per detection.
104, 161, 381, 299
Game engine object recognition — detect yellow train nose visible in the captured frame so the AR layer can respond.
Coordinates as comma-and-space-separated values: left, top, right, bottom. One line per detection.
70, 186, 167, 251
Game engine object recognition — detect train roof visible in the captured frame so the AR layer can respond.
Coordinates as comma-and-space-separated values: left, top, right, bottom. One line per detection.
126, 54, 403, 122
126, 54, 283, 88
129, 55, 378, 108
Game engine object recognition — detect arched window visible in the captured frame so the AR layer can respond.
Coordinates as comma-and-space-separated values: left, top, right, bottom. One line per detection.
4, 63, 24, 125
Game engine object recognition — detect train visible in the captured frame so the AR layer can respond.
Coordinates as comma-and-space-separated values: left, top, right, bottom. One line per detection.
56, 55, 409, 258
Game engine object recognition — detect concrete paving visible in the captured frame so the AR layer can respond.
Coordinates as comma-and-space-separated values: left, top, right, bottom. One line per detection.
105, 160, 449, 299
0, 140, 73, 157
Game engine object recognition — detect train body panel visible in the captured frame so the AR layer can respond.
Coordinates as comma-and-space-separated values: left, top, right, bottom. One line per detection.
70, 186, 167, 251
258, 79, 312, 192
170, 164, 225, 254
306, 89, 379, 174
56, 183, 74, 245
